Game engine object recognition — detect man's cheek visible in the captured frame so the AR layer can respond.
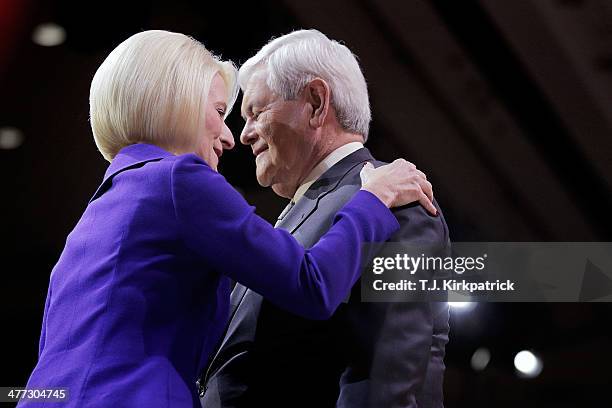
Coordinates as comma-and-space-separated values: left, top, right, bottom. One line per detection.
259, 121, 275, 142
255, 151, 270, 168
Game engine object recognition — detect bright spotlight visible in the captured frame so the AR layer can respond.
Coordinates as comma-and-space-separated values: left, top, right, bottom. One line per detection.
514, 350, 543, 378
470, 347, 491, 371
32, 23, 66, 47
448, 302, 476, 312
0, 127, 24, 149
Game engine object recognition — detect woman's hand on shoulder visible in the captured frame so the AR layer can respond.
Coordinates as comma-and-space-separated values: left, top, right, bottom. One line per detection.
360, 159, 436, 215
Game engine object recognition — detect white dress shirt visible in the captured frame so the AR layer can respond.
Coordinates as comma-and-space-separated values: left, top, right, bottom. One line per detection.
292, 142, 364, 204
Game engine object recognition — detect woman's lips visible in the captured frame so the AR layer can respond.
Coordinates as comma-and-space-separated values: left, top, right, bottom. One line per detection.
213, 147, 223, 158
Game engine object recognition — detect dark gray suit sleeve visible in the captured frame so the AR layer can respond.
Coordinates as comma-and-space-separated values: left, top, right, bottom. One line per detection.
366, 200, 450, 408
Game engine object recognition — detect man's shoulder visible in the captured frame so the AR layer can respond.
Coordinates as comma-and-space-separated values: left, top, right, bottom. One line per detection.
368, 158, 449, 245
390, 200, 449, 243
319, 151, 450, 244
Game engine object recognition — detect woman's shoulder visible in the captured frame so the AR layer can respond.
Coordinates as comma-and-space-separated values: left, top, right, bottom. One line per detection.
167, 152, 210, 167
165, 152, 234, 206
169, 152, 250, 219
165, 152, 217, 181
138, 152, 215, 183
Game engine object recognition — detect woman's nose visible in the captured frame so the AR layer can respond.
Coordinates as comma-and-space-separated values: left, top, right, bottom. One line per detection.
220, 124, 235, 150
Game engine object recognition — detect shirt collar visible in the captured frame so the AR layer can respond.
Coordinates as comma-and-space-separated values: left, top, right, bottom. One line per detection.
292, 142, 364, 203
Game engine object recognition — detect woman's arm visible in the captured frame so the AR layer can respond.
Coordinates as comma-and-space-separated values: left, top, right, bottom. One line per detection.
171, 154, 397, 319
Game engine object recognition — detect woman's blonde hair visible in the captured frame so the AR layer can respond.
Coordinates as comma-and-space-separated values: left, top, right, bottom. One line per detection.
90, 30, 238, 161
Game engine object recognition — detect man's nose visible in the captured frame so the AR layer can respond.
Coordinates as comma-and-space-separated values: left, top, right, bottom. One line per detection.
240, 120, 258, 146
220, 123, 235, 150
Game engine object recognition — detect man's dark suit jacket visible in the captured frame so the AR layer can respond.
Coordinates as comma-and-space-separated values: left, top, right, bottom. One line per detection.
200, 148, 450, 408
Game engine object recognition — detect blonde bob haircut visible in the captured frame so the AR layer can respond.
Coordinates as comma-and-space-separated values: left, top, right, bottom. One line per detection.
90, 30, 238, 161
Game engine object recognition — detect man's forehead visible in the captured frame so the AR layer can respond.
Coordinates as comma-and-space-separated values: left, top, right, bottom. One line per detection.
241, 69, 270, 110
243, 69, 268, 98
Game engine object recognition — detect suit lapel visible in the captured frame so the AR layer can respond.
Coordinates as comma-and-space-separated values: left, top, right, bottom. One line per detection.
280, 148, 375, 234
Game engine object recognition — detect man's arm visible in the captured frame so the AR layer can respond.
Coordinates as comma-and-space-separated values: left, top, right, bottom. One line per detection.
366, 199, 450, 408
338, 199, 449, 407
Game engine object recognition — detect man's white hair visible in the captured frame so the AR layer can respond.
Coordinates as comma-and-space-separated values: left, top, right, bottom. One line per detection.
90, 30, 238, 161
239, 29, 371, 140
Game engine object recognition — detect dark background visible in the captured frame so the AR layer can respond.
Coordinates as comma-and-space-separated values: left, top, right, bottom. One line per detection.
1, 0, 612, 406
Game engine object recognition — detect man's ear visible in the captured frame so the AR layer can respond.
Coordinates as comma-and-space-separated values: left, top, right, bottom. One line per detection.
304, 78, 330, 129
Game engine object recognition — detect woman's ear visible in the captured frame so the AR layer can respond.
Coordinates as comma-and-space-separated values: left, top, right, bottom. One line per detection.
304, 78, 330, 129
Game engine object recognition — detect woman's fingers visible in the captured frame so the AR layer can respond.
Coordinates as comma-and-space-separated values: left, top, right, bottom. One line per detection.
394, 158, 416, 171
402, 171, 435, 214
418, 190, 437, 216
360, 159, 436, 213
406, 169, 433, 203
359, 162, 374, 185
398, 181, 436, 215
415, 176, 433, 202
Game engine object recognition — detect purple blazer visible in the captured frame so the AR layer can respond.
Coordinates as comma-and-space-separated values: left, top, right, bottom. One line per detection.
20, 143, 398, 407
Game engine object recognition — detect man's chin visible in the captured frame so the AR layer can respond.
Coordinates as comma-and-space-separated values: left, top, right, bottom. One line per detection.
255, 169, 294, 198
255, 171, 272, 188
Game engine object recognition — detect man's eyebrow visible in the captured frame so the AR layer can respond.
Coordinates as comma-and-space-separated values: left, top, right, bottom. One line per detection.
241, 100, 253, 120
241, 103, 250, 120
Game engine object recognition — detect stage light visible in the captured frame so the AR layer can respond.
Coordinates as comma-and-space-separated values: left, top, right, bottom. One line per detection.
0, 126, 24, 149
32, 23, 66, 47
470, 347, 491, 371
448, 301, 476, 312
514, 350, 543, 378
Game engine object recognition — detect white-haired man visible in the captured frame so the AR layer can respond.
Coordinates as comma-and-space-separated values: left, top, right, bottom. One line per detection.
200, 29, 450, 408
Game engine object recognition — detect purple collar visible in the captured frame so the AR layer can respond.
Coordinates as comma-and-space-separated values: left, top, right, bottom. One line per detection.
103, 143, 174, 182
88, 143, 174, 204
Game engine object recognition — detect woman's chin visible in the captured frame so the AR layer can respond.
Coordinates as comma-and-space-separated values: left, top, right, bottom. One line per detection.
195, 150, 219, 171
209, 155, 219, 171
